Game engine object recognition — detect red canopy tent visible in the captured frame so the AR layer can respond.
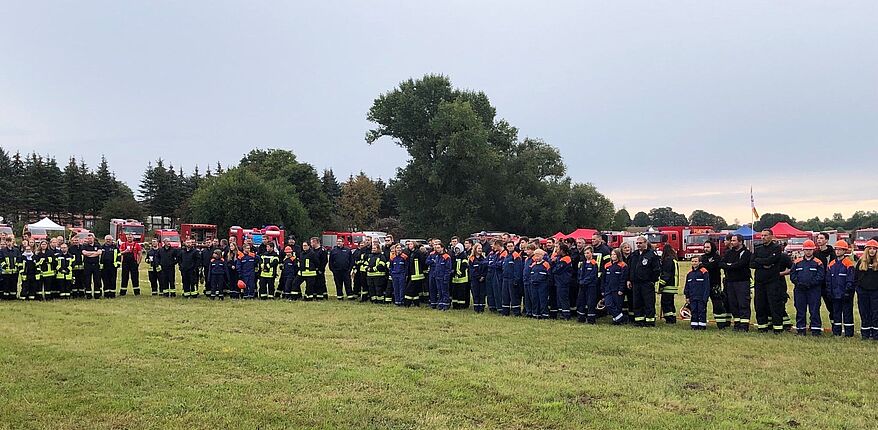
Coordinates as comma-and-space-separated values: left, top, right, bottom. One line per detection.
770, 222, 810, 238
565, 228, 598, 241
551, 231, 567, 240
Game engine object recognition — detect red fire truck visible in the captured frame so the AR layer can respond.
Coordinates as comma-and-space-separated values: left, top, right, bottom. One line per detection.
321, 231, 365, 250
110, 219, 146, 243
656, 226, 715, 259
180, 223, 218, 247
229, 225, 285, 249
854, 228, 878, 258
154, 229, 182, 248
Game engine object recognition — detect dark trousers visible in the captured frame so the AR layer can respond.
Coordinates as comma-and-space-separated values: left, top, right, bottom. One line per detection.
436, 278, 450, 310
547, 279, 557, 318
605, 292, 626, 324
315, 272, 327, 299
427, 276, 438, 307
534, 282, 549, 318
623, 287, 634, 318
2, 274, 18, 299
367, 276, 385, 303
404, 278, 423, 306
486, 273, 500, 311
709, 285, 730, 328
21, 277, 36, 299
660, 293, 676, 323
148, 270, 159, 295
576, 282, 598, 323
725, 280, 751, 330
831, 296, 855, 337
283, 275, 301, 299
470, 279, 486, 312
209, 274, 225, 297
755, 280, 786, 333
72, 270, 84, 297
857, 288, 878, 340
258, 277, 275, 299
332, 269, 353, 299
568, 281, 579, 314
500, 278, 516, 316
100, 267, 117, 298
159, 267, 176, 296
632, 282, 656, 326
241, 274, 256, 298
57, 278, 71, 298
84, 263, 102, 298
120, 259, 139, 295
822, 289, 835, 325
451, 281, 469, 309
392, 276, 406, 305
181, 268, 197, 297
354, 271, 368, 301
793, 286, 822, 334
38, 277, 54, 300
555, 281, 571, 319
689, 299, 707, 329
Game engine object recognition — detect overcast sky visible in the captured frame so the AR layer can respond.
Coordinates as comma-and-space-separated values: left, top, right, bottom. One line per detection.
2, 1, 876, 224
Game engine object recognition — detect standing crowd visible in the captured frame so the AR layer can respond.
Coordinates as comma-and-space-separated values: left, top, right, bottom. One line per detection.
2, 228, 878, 340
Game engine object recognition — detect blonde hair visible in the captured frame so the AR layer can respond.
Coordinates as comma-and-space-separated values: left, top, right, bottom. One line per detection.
858, 248, 878, 271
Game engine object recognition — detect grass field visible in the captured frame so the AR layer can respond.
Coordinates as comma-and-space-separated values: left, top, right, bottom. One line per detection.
1, 269, 877, 429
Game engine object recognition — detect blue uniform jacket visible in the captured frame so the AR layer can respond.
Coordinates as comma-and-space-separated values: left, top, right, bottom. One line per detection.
208, 258, 229, 280
826, 257, 855, 299
470, 255, 487, 282
528, 258, 551, 286
236, 253, 258, 278
501, 250, 523, 281
577, 258, 599, 288
390, 254, 408, 278
602, 261, 628, 295
790, 257, 824, 289
329, 246, 353, 272
431, 253, 452, 284
552, 255, 574, 289
684, 267, 711, 301
281, 255, 298, 277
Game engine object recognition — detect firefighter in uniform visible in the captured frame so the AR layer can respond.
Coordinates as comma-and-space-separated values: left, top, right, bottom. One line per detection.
311, 237, 329, 300
855, 239, 878, 340
750, 229, 786, 334
81, 234, 102, 299
826, 241, 855, 337
529, 249, 552, 319
790, 240, 825, 335
469, 243, 487, 313
814, 232, 835, 327
431, 242, 452, 311
658, 244, 680, 324
575, 246, 600, 324
69, 235, 84, 298
119, 233, 142, 296
450, 243, 470, 309
1, 236, 20, 299
389, 244, 408, 306
207, 249, 229, 300
701, 240, 730, 329
351, 238, 371, 302
55, 243, 74, 299
552, 243, 574, 320
281, 246, 299, 300
485, 241, 502, 312
722, 234, 752, 331
684, 256, 710, 330
99, 235, 121, 298
179, 239, 200, 298
403, 241, 426, 306
236, 244, 258, 299
628, 237, 661, 327
329, 238, 354, 300
19, 245, 38, 300
299, 241, 320, 301
603, 249, 629, 325
256, 242, 280, 299
145, 239, 160, 295
35, 241, 56, 300
365, 242, 388, 304
157, 239, 179, 297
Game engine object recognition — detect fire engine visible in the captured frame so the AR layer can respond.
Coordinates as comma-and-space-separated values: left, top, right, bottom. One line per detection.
602, 231, 633, 249
154, 229, 182, 248
321, 231, 365, 249
682, 232, 729, 259
180, 223, 218, 247
110, 219, 146, 243
229, 225, 285, 250
854, 228, 878, 257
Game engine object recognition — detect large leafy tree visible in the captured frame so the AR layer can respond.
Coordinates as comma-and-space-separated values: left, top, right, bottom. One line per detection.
754, 213, 797, 231
689, 209, 728, 229
566, 183, 615, 231
632, 211, 651, 227
648, 207, 689, 226
338, 173, 381, 231
613, 208, 632, 230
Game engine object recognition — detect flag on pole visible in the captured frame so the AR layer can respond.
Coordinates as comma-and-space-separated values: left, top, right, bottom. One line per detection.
750, 187, 759, 219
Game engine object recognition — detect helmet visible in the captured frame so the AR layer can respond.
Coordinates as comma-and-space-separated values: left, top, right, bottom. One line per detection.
866, 239, 878, 249
802, 240, 816, 250
284, 246, 293, 253
834, 240, 850, 250
237, 280, 246, 290
679, 303, 692, 320
596, 298, 606, 311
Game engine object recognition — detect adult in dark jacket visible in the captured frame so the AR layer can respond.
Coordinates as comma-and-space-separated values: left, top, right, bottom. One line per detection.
156, 238, 179, 297
721, 234, 752, 331
750, 229, 785, 333
329, 238, 354, 300
814, 232, 835, 327
702, 240, 730, 329
628, 237, 661, 326
310, 237, 328, 300
179, 239, 201, 298
855, 240, 878, 340
658, 244, 680, 324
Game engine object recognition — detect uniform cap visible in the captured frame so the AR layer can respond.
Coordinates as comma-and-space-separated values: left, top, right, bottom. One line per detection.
284, 246, 293, 253
834, 240, 850, 250
866, 239, 878, 249
802, 240, 816, 250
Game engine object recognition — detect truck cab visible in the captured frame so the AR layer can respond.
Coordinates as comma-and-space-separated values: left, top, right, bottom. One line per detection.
180, 223, 218, 248
154, 229, 182, 248
854, 228, 878, 258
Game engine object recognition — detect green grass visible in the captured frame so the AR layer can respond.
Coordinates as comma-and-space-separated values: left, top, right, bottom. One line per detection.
1, 269, 876, 429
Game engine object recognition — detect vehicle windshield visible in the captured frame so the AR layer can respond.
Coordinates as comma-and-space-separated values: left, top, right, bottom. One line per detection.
788, 237, 807, 245
0, 227, 12, 235
856, 231, 878, 241
122, 226, 145, 236
685, 234, 708, 245
165, 235, 181, 243
645, 233, 665, 243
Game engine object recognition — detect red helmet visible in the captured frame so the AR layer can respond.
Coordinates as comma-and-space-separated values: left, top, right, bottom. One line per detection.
802, 240, 816, 250
679, 303, 692, 320
834, 240, 850, 250
237, 280, 246, 290
284, 246, 293, 253
866, 239, 878, 249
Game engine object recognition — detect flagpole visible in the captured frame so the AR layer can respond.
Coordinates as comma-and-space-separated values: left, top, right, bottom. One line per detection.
750, 186, 755, 252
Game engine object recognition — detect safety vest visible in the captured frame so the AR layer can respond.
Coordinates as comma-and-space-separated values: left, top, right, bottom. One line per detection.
258, 254, 279, 278
37, 253, 56, 278
1, 251, 18, 275
452, 258, 469, 284
367, 256, 387, 277
55, 255, 74, 281
100, 248, 121, 269
410, 258, 425, 281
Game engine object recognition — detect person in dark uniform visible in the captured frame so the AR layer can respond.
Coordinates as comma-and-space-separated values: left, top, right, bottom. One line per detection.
628, 237, 661, 327
329, 238, 354, 300
99, 235, 121, 298
157, 238, 179, 297
119, 233, 141, 296
1, 236, 21, 300
310, 237, 328, 300
750, 229, 786, 334
814, 232, 835, 328
81, 234, 102, 299
145, 239, 161, 295
179, 239, 200, 298
68, 235, 84, 298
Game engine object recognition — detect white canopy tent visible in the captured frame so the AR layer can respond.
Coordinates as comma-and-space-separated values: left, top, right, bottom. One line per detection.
27, 217, 65, 230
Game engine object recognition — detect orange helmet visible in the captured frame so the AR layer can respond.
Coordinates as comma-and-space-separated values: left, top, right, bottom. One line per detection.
802, 240, 816, 250
866, 239, 878, 249
834, 240, 850, 250
284, 246, 293, 253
